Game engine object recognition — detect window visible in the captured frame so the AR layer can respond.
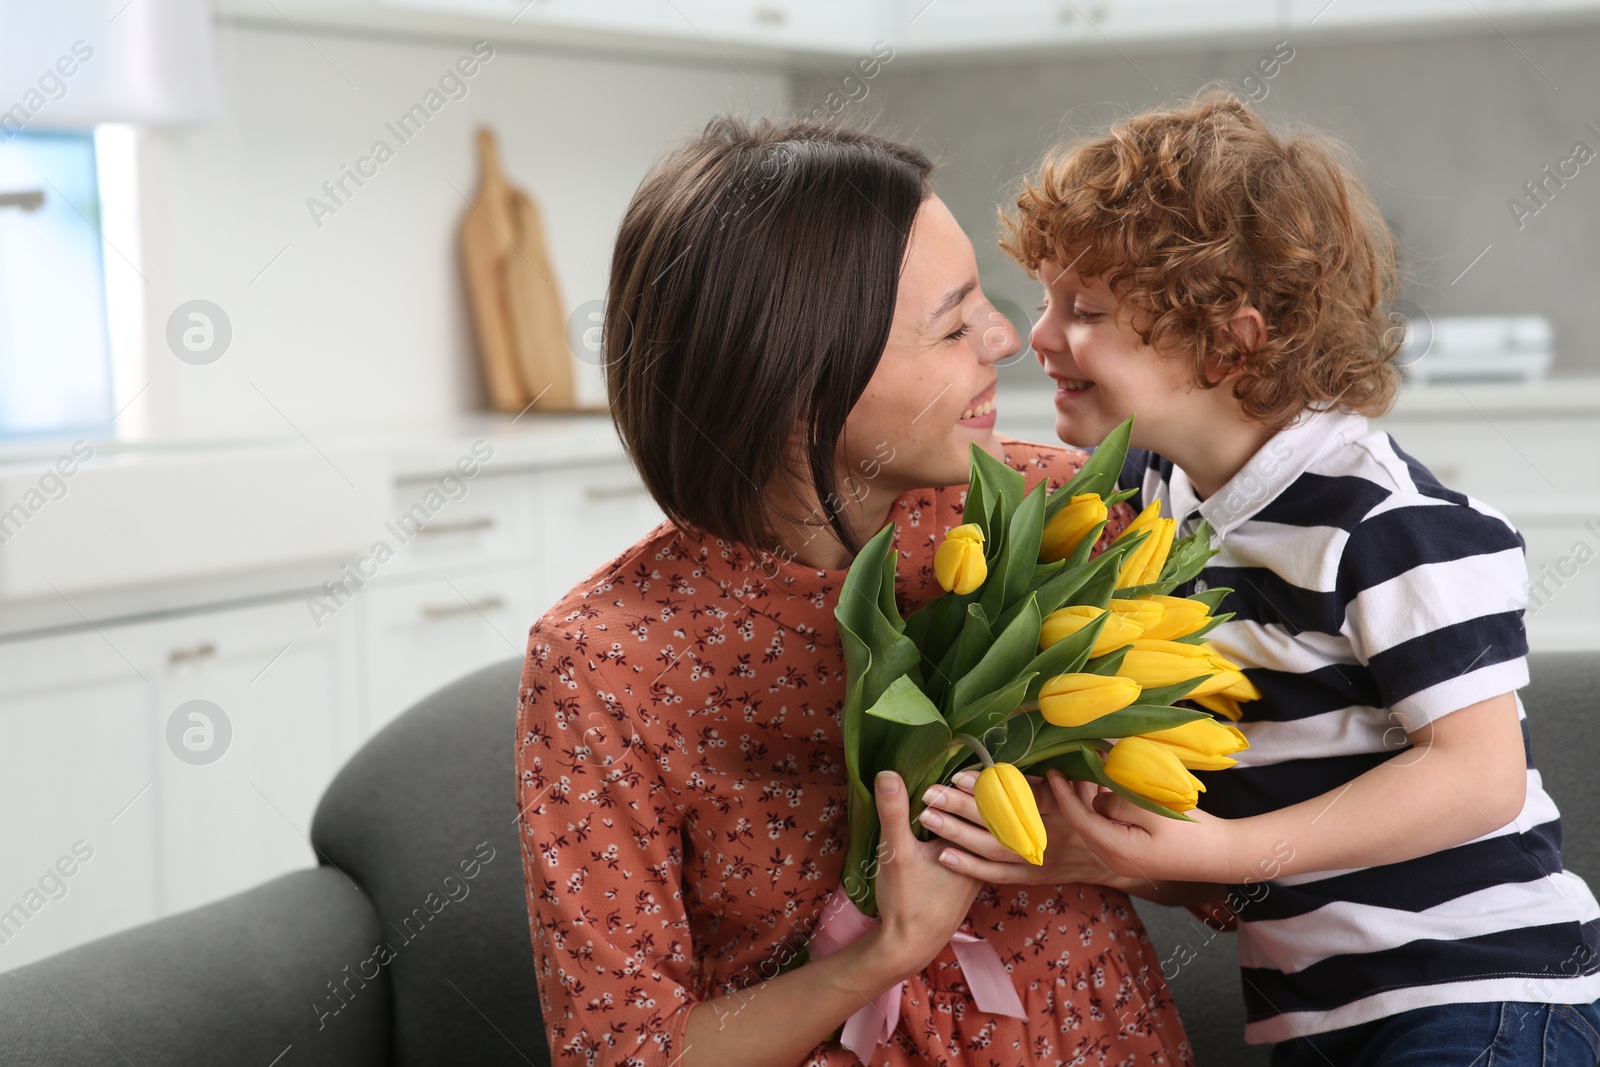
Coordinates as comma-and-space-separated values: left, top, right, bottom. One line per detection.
0, 129, 113, 438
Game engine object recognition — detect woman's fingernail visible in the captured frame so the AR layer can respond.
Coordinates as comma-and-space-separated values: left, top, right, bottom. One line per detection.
955, 771, 978, 789
939, 850, 958, 866
919, 808, 943, 829
922, 786, 941, 805
876, 771, 897, 795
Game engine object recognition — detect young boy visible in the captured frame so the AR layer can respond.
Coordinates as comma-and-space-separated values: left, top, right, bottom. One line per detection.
921, 88, 1600, 1063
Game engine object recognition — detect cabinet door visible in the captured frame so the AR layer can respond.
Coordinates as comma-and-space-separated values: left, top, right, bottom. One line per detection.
363, 562, 545, 735
0, 629, 157, 972
131, 599, 362, 916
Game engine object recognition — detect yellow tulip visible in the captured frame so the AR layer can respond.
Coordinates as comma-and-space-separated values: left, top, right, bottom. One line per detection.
1038, 672, 1143, 727
1115, 639, 1234, 697
974, 762, 1047, 865
1139, 595, 1211, 641
1109, 597, 1166, 634
1142, 717, 1251, 771
1102, 736, 1206, 812
1040, 493, 1107, 563
1198, 646, 1262, 701
1112, 503, 1177, 589
1191, 692, 1245, 721
1039, 605, 1144, 657
934, 523, 987, 594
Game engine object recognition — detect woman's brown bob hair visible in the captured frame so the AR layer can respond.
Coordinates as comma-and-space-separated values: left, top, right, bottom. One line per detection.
605, 116, 933, 559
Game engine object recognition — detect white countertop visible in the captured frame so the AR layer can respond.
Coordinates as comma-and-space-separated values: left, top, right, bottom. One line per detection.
0, 410, 630, 481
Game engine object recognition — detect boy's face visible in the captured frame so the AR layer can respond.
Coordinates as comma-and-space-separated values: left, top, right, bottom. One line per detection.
1030, 258, 1203, 455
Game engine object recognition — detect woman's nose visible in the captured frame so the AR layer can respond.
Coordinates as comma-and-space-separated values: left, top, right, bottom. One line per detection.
973, 305, 1022, 365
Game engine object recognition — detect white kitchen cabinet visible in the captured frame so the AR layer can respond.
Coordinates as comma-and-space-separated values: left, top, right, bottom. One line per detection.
0, 421, 655, 969
131, 598, 363, 917
1289, 0, 1600, 29
0, 629, 158, 972
362, 561, 545, 734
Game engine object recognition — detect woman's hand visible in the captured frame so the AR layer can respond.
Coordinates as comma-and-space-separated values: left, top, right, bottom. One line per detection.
868, 769, 984, 981
918, 767, 1131, 887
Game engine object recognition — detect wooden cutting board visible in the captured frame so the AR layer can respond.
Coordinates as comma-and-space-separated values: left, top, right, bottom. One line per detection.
459, 127, 589, 413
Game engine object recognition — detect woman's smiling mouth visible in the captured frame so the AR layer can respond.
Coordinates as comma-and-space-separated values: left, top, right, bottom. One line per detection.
958, 386, 998, 426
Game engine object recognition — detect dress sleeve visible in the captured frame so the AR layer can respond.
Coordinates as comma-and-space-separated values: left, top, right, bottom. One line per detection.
1336, 495, 1531, 733
517, 619, 700, 1067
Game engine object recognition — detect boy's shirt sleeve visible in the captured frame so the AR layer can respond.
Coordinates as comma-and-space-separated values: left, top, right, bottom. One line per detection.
1336, 494, 1532, 733
517, 620, 700, 1067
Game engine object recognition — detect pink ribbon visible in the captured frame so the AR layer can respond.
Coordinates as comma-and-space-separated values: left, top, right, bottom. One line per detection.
804, 882, 1027, 1062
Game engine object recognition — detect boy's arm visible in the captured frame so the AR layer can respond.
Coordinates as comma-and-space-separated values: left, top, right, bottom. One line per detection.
1053, 691, 1528, 886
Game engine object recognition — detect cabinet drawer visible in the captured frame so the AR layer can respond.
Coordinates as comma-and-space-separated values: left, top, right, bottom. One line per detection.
381, 471, 537, 577
363, 563, 544, 735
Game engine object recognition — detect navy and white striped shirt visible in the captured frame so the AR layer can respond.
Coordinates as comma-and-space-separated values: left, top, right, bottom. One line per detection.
1118, 402, 1600, 1044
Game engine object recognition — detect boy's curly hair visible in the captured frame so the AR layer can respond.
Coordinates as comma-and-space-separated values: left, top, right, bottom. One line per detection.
999, 87, 1403, 429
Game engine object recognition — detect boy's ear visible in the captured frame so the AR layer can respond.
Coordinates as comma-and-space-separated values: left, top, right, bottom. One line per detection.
1206, 304, 1266, 383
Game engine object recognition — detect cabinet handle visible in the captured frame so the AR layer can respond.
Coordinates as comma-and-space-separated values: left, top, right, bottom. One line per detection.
420, 596, 505, 620
169, 641, 217, 665
583, 483, 647, 501
414, 516, 496, 537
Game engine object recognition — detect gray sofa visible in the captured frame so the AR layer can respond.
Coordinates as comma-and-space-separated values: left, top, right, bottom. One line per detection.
2, 652, 1594, 1066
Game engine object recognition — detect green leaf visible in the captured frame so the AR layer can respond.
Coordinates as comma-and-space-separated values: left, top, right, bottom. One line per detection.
1083, 645, 1131, 676
1031, 538, 1135, 621
949, 671, 1037, 736
864, 674, 946, 726
950, 592, 1041, 714
1190, 586, 1234, 614
1131, 675, 1217, 707
971, 443, 1027, 521
1174, 612, 1234, 645
930, 602, 992, 709
990, 713, 1037, 766
1022, 703, 1211, 753
1103, 486, 1141, 507
1030, 558, 1069, 586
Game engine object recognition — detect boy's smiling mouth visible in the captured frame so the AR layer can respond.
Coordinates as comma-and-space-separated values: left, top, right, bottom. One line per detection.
1049, 373, 1095, 399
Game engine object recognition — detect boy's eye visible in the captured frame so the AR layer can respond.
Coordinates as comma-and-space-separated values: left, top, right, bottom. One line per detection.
1072, 308, 1101, 322
944, 322, 973, 343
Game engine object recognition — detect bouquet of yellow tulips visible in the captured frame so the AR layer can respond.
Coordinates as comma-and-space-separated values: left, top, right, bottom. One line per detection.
832, 415, 1259, 916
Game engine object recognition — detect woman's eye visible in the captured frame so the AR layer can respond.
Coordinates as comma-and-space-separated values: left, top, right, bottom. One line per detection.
1072, 308, 1101, 322
1035, 302, 1048, 313
944, 322, 973, 342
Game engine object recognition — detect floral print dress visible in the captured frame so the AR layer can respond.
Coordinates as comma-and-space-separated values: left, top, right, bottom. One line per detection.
516, 436, 1196, 1067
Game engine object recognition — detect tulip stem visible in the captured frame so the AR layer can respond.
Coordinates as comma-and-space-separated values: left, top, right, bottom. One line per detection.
955, 733, 996, 767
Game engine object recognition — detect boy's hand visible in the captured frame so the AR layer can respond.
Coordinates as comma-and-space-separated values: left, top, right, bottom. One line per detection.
1047, 768, 1244, 884
919, 768, 1130, 888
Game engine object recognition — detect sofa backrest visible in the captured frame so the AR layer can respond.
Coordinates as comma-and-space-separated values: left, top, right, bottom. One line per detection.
311, 656, 549, 1067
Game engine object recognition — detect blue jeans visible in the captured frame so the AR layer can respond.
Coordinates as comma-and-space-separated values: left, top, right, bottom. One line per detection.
1268, 1000, 1600, 1066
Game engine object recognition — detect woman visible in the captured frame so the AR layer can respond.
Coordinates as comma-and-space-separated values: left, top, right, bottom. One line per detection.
515, 115, 1195, 1067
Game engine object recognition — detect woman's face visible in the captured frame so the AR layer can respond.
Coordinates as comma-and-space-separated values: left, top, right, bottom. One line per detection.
839, 195, 1021, 508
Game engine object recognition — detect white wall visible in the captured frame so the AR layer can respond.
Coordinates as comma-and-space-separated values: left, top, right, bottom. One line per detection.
127, 21, 788, 439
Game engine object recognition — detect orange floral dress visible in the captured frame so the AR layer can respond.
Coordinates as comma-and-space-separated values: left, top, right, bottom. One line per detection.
515, 436, 1196, 1067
